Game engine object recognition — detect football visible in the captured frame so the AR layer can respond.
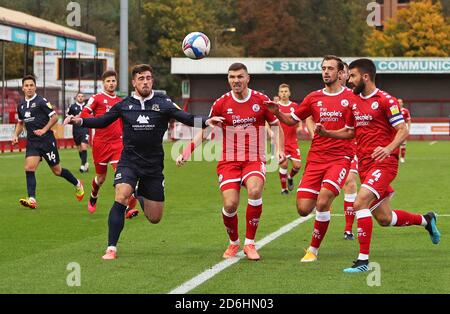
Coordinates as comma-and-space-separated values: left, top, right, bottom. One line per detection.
182, 32, 211, 60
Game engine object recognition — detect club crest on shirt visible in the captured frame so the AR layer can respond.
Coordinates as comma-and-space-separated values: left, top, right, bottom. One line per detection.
252, 104, 260, 112
152, 104, 160, 111
371, 102, 379, 110
341, 99, 349, 107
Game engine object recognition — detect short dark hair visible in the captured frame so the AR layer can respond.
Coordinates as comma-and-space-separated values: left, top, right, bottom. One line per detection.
101, 70, 117, 81
228, 63, 248, 72
349, 58, 376, 82
322, 55, 344, 71
22, 75, 36, 85
131, 64, 153, 78
343, 62, 349, 70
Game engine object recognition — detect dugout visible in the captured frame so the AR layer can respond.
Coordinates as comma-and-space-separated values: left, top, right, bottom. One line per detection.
171, 57, 450, 140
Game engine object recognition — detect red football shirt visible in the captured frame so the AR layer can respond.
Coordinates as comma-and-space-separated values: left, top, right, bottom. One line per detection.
348, 89, 405, 162
279, 101, 300, 150
81, 92, 123, 143
401, 107, 411, 122
292, 87, 355, 162
209, 89, 278, 162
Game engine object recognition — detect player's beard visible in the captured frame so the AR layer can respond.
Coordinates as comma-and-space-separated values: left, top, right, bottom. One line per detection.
138, 86, 151, 98
351, 80, 365, 95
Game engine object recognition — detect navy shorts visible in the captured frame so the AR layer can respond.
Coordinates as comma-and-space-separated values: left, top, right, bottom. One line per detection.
113, 163, 165, 202
25, 136, 60, 167
73, 129, 89, 146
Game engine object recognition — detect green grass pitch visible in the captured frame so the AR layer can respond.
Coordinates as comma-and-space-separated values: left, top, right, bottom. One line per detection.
0, 141, 448, 293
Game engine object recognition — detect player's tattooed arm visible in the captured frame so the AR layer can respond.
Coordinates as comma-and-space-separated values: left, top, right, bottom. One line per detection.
264, 101, 297, 126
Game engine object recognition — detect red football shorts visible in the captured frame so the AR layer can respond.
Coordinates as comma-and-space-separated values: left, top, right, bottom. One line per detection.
217, 161, 266, 192
297, 157, 351, 199
92, 140, 123, 174
285, 144, 301, 162
359, 155, 398, 202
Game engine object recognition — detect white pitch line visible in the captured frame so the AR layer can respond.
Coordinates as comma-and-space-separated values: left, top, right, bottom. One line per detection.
429, 141, 437, 145
168, 214, 315, 294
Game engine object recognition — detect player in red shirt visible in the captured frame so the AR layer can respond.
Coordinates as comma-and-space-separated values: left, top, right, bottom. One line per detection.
177, 63, 286, 261
277, 84, 302, 195
340, 62, 359, 240
315, 58, 440, 272
266, 55, 355, 263
398, 99, 411, 163
80, 70, 138, 217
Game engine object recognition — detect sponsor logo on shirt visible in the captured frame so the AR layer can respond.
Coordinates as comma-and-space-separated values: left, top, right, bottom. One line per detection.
319, 108, 343, 122
137, 115, 150, 124
317, 101, 323, 107
354, 112, 374, 126
227, 108, 234, 115
231, 115, 257, 128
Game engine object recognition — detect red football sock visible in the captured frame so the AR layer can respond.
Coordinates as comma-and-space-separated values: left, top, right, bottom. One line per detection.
127, 194, 137, 209
279, 168, 287, 190
310, 211, 330, 250
289, 167, 300, 179
91, 177, 101, 198
391, 210, 423, 226
401, 147, 406, 158
356, 209, 373, 257
344, 193, 357, 233
222, 208, 239, 242
246, 199, 263, 240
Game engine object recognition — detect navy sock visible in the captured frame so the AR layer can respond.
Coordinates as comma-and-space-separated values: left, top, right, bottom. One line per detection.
79, 150, 87, 165
108, 201, 127, 246
60, 168, 79, 186
25, 171, 36, 198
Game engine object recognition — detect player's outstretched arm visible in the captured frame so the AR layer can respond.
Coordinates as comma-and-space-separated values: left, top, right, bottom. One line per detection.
315, 124, 355, 139
176, 128, 208, 167
66, 106, 120, 128
264, 100, 297, 126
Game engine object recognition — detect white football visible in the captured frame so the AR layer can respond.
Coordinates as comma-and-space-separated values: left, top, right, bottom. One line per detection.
182, 32, 211, 60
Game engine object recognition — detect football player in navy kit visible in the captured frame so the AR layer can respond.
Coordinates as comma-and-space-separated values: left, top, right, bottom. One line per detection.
12, 75, 85, 209
65, 64, 223, 259
67, 92, 90, 173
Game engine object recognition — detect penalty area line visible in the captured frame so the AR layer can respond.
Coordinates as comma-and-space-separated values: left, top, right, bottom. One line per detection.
168, 214, 314, 294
